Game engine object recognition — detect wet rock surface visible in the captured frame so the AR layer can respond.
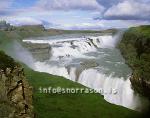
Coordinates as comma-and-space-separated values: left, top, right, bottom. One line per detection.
0, 66, 34, 118
130, 72, 150, 99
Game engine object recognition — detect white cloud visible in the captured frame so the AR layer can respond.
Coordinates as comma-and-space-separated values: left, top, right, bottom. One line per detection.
99, 20, 150, 29
6, 17, 43, 26
1, 0, 150, 29
56, 22, 104, 30
35, 0, 104, 11
104, 0, 150, 20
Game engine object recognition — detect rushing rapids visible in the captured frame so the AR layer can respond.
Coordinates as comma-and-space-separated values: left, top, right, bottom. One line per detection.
23, 33, 149, 111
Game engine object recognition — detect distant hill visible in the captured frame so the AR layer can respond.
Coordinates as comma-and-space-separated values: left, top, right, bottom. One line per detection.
0, 21, 118, 41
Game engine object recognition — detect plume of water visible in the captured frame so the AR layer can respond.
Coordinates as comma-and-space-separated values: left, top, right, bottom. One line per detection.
9, 41, 35, 69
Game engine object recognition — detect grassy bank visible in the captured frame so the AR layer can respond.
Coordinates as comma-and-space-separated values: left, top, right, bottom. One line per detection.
23, 64, 139, 118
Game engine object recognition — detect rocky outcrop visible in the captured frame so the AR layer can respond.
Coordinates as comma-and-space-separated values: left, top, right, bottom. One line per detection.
130, 72, 150, 98
0, 20, 13, 31
23, 42, 51, 61
0, 66, 33, 118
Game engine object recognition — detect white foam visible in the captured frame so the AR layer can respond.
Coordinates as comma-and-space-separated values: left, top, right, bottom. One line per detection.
23, 37, 83, 44
23, 35, 116, 60
69, 67, 77, 81
34, 62, 77, 81
34, 61, 70, 79
78, 69, 142, 110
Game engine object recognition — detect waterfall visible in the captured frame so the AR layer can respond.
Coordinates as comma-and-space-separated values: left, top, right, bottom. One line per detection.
78, 68, 141, 110
22, 33, 149, 111
23, 35, 115, 59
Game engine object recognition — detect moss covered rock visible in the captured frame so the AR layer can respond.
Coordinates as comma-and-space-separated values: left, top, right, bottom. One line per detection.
118, 25, 150, 98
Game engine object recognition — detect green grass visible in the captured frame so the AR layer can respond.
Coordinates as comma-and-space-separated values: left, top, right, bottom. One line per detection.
128, 25, 150, 38
23, 64, 139, 118
0, 50, 18, 70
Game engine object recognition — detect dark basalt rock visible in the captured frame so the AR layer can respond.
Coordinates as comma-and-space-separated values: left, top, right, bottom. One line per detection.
130, 72, 150, 99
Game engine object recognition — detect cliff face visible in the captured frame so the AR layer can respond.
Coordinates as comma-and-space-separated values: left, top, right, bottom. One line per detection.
0, 21, 12, 31
0, 51, 33, 118
118, 25, 150, 98
23, 42, 51, 61
130, 72, 150, 98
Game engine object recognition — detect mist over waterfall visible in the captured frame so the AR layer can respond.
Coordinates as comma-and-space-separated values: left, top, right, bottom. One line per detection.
3, 41, 35, 69
22, 32, 149, 111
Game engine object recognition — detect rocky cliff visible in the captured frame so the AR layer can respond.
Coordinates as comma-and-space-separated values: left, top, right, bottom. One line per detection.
0, 51, 33, 118
23, 42, 51, 61
118, 25, 150, 99
0, 20, 13, 31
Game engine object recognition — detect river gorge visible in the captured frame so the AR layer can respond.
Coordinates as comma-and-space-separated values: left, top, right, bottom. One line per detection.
19, 32, 149, 111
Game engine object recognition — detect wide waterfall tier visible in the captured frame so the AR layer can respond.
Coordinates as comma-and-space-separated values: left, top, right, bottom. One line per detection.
23, 33, 149, 111
23, 35, 118, 60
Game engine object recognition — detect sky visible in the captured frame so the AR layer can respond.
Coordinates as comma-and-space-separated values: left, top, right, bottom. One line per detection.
0, 0, 150, 30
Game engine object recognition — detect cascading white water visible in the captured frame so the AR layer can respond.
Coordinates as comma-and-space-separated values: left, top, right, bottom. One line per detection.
23, 35, 113, 59
78, 68, 141, 110
22, 32, 148, 111
34, 61, 70, 79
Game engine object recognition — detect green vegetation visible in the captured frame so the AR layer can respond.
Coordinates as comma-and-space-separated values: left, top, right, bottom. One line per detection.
118, 25, 150, 97
0, 51, 17, 70
0, 24, 117, 40
23, 64, 139, 118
